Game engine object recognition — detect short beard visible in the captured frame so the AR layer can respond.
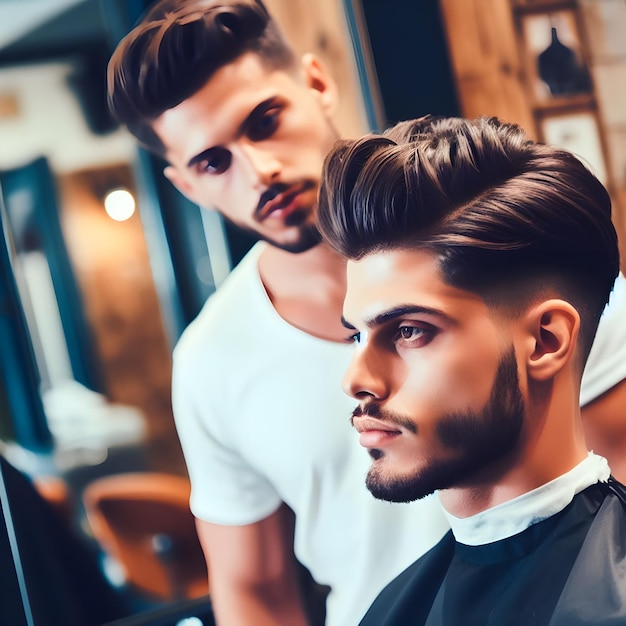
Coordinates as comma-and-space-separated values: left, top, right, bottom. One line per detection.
365, 347, 525, 503
267, 221, 321, 253
223, 215, 321, 254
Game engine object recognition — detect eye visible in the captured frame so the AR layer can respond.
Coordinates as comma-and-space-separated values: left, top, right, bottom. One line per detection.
196, 147, 232, 175
399, 326, 421, 339
394, 324, 433, 347
247, 106, 281, 142
347, 332, 361, 345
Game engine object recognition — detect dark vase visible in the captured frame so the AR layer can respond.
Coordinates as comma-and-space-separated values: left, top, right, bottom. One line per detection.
537, 26, 592, 96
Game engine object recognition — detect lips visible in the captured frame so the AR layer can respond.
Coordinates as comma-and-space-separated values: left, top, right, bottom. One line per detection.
352, 417, 401, 434
256, 182, 314, 222
352, 416, 402, 449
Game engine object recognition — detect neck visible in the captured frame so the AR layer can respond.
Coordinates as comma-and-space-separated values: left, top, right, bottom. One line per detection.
259, 242, 349, 342
443, 452, 609, 546
261, 241, 346, 279
259, 241, 348, 294
440, 374, 589, 518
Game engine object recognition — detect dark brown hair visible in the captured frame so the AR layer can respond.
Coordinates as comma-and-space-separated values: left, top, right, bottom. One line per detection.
318, 115, 620, 359
107, 0, 296, 154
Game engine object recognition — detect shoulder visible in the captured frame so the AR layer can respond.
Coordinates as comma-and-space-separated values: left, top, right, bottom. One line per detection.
173, 244, 267, 368
550, 479, 626, 625
581, 272, 626, 405
603, 476, 626, 508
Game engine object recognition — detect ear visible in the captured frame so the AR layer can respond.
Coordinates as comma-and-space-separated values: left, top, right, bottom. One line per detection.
300, 53, 338, 117
163, 165, 199, 204
523, 299, 580, 382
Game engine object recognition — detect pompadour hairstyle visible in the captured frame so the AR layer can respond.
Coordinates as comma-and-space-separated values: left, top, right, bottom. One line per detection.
107, 0, 296, 155
318, 115, 620, 360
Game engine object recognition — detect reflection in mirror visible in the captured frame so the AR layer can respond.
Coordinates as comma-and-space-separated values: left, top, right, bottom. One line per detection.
0, 1, 217, 623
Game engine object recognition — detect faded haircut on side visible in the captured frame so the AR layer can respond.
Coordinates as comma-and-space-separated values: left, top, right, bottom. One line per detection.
107, 0, 296, 155
318, 115, 620, 364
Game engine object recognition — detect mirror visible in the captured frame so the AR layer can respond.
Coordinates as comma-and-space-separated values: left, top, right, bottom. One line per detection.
0, 1, 216, 623
0, 1, 371, 623
0, 2, 189, 469
0, 0, 458, 623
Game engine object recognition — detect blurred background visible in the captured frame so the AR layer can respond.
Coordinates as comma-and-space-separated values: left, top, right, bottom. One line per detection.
0, 0, 624, 623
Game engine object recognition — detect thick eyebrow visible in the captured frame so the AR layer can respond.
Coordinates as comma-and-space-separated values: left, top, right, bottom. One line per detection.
346, 305, 450, 331
341, 316, 356, 330
186, 96, 280, 169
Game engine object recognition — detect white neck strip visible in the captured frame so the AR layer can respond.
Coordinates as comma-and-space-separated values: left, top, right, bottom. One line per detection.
442, 452, 610, 546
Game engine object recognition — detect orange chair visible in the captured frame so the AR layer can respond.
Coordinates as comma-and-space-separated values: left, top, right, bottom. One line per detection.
82, 472, 208, 602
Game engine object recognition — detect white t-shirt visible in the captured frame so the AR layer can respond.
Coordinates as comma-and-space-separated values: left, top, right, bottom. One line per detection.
580, 272, 626, 406
172, 243, 450, 626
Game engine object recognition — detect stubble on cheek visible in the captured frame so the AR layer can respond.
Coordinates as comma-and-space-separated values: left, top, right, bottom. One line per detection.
364, 347, 525, 503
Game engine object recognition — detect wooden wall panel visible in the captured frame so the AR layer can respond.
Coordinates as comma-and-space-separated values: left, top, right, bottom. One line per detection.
263, 0, 369, 139
440, 0, 625, 267
439, 0, 536, 135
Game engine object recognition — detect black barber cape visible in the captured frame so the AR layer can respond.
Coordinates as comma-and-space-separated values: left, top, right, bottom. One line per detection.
359, 480, 626, 626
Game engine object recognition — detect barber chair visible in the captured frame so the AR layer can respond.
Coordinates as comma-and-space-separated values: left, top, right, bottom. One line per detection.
82, 472, 209, 603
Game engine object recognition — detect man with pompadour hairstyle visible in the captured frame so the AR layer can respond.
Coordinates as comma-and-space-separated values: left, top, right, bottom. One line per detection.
318, 115, 626, 625
109, 0, 298, 157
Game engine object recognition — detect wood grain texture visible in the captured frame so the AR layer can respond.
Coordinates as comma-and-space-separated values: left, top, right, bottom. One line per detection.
263, 0, 370, 138
439, 0, 536, 135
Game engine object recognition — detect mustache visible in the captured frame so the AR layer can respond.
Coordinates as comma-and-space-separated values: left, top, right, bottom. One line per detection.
255, 183, 291, 217
350, 404, 417, 434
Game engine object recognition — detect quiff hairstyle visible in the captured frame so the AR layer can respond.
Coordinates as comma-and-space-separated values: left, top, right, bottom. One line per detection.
107, 0, 296, 155
318, 115, 620, 362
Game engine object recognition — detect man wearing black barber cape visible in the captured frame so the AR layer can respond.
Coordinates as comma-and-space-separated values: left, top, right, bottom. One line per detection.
318, 114, 626, 626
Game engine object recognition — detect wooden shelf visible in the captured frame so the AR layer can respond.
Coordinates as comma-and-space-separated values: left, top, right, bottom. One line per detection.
531, 92, 595, 112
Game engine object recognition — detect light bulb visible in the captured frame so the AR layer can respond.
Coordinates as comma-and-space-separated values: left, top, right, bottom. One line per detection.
104, 188, 135, 221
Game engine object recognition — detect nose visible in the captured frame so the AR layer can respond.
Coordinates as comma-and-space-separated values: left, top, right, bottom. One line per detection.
342, 345, 390, 402
238, 142, 282, 186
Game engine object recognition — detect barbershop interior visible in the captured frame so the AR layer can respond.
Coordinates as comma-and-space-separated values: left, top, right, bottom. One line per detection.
1, 1, 625, 625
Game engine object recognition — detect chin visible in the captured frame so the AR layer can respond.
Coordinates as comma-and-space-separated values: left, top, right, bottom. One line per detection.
364, 452, 486, 504
366, 469, 437, 503
364, 454, 434, 503
264, 225, 321, 253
